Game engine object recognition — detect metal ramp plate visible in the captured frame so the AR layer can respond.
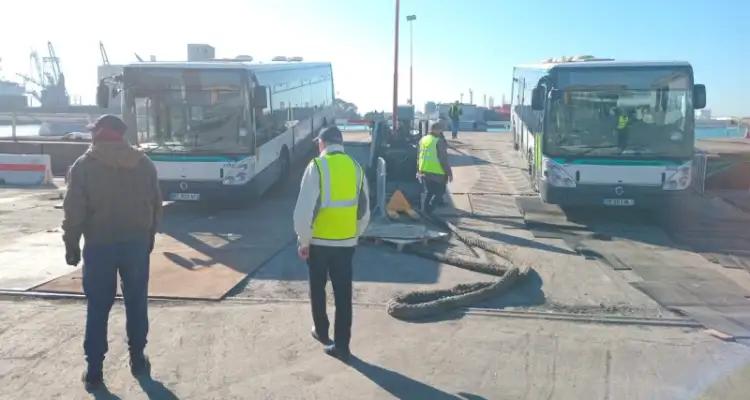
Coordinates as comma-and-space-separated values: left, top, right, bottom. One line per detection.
362, 220, 448, 251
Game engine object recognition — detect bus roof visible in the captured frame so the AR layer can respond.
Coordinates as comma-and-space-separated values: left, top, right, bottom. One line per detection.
515, 60, 692, 71
124, 61, 331, 71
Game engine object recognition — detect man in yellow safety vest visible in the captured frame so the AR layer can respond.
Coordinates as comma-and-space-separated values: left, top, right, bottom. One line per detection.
448, 101, 462, 139
293, 126, 370, 362
418, 122, 453, 214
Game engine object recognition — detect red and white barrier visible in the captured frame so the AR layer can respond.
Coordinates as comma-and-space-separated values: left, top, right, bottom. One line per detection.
0, 154, 53, 185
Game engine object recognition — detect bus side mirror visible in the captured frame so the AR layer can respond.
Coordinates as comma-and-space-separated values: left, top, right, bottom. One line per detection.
253, 86, 268, 109
693, 84, 706, 110
531, 86, 545, 111
549, 89, 563, 101
96, 80, 110, 108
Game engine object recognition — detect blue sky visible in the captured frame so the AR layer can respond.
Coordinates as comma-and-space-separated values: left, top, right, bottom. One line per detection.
1, 0, 747, 116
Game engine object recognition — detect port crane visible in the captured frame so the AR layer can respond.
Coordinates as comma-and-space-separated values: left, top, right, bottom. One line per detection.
16, 41, 69, 108
99, 41, 110, 65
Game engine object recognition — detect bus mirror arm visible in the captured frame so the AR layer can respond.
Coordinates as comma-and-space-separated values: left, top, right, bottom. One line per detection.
531, 86, 545, 111
693, 84, 706, 110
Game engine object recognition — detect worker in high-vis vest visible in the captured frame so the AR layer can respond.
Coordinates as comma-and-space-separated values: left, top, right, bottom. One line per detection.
617, 114, 629, 130
293, 126, 370, 362
448, 101, 462, 139
615, 109, 632, 149
417, 122, 453, 214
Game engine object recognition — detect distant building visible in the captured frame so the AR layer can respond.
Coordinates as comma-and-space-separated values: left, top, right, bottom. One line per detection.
437, 102, 486, 131
424, 101, 437, 115
697, 109, 712, 120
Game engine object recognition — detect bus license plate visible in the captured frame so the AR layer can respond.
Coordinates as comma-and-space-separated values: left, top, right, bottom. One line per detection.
603, 198, 634, 207
170, 193, 200, 201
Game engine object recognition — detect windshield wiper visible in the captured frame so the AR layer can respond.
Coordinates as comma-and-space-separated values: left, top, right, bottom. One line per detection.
144, 142, 179, 153
560, 145, 620, 157
189, 137, 225, 151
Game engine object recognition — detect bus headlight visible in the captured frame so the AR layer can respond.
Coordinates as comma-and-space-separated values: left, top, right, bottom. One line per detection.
663, 162, 692, 191
543, 158, 576, 188
222, 162, 251, 185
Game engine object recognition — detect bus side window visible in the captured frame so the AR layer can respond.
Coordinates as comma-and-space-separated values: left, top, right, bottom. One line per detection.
255, 87, 274, 146
242, 87, 256, 153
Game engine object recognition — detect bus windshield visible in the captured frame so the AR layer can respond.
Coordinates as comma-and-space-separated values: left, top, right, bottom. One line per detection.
125, 68, 250, 153
545, 68, 694, 158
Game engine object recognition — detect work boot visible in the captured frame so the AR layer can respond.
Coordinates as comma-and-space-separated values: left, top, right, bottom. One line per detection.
82, 365, 103, 392
311, 326, 333, 345
129, 353, 151, 377
324, 344, 351, 362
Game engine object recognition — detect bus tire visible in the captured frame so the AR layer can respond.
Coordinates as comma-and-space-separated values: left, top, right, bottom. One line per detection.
277, 147, 291, 186
529, 152, 540, 192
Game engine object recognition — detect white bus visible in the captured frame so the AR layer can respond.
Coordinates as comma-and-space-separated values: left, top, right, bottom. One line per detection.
511, 58, 706, 207
108, 61, 334, 202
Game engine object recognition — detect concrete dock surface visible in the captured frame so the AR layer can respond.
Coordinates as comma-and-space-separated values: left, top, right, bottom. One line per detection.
2, 131, 750, 399
2, 299, 750, 400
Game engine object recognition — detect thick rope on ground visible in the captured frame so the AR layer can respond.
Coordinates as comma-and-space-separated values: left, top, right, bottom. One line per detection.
384, 213, 531, 320
387, 267, 522, 320
408, 246, 509, 277
440, 218, 514, 261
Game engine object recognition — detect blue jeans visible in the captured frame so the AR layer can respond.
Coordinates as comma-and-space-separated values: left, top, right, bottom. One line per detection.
451, 119, 459, 138
82, 239, 150, 368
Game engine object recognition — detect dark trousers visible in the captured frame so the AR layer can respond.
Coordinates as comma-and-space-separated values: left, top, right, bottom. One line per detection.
82, 239, 150, 369
307, 245, 354, 351
422, 179, 447, 213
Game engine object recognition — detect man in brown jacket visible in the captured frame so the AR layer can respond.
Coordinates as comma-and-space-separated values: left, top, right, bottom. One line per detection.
62, 114, 162, 391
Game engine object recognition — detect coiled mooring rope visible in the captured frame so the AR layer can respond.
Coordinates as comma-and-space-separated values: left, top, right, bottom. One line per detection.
385, 214, 530, 320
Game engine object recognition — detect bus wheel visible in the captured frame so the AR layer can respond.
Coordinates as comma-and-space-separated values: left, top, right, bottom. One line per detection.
528, 151, 538, 191
275, 148, 290, 189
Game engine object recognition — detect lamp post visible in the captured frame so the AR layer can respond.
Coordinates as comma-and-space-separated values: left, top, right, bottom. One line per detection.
406, 14, 416, 106
392, 0, 400, 130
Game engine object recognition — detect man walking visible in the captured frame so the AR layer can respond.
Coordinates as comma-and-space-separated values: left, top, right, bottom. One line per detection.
418, 122, 453, 214
294, 126, 370, 362
448, 101, 462, 139
63, 115, 162, 391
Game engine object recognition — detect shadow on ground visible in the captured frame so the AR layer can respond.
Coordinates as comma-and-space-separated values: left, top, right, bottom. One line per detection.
154, 160, 305, 276
461, 225, 576, 256
446, 152, 491, 168
447, 144, 493, 167
349, 357, 487, 400
90, 384, 122, 400
475, 268, 546, 309
137, 375, 180, 400
227, 241, 445, 296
